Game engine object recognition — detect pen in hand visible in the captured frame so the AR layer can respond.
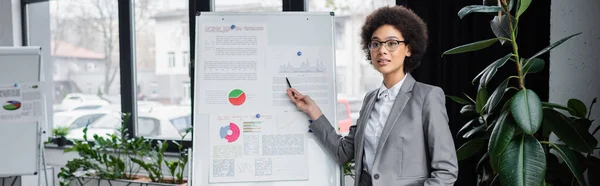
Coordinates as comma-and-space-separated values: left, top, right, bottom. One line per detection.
286, 77, 295, 97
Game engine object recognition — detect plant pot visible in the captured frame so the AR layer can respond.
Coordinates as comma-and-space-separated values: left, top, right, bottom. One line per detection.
56, 136, 68, 147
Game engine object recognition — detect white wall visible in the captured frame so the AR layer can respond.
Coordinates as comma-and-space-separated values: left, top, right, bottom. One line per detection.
0, 0, 22, 46
550, 0, 600, 157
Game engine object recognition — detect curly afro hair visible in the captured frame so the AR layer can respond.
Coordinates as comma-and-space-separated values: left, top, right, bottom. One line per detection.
361, 6, 428, 73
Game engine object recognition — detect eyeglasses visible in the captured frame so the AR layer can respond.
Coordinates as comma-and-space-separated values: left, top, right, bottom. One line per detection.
368, 40, 406, 52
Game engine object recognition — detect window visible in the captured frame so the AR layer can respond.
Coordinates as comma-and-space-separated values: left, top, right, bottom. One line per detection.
170, 116, 192, 133
48, 0, 121, 133
182, 51, 189, 67
168, 52, 176, 67
69, 114, 106, 129
86, 63, 98, 72
138, 117, 160, 137
215, 0, 282, 12
310, 0, 394, 112
88, 114, 120, 129
73, 105, 103, 110
335, 18, 346, 49
336, 102, 349, 120
135, 0, 191, 140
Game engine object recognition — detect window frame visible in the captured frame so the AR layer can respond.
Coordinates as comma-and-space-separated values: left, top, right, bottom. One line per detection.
23, 0, 406, 152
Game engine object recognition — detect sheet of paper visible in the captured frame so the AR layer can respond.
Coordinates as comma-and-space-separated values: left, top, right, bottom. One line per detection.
208, 114, 308, 183
198, 23, 335, 183
197, 24, 268, 113
0, 83, 43, 122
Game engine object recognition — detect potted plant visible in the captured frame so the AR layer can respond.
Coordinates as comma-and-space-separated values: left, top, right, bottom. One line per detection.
442, 0, 599, 185
53, 126, 70, 147
58, 113, 189, 186
131, 128, 191, 185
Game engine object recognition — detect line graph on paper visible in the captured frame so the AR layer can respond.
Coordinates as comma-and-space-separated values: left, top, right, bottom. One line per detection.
272, 47, 328, 74
278, 58, 325, 73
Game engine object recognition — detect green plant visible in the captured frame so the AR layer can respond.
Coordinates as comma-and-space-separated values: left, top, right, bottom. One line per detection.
53, 126, 70, 137
343, 160, 355, 179
168, 127, 192, 184
132, 128, 191, 184
58, 113, 152, 185
131, 140, 168, 183
442, 0, 599, 185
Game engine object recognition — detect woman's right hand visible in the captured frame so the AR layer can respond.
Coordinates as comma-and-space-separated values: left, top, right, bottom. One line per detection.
286, 88, 323, 120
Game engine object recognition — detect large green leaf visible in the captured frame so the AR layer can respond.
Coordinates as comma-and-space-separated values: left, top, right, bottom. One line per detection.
457, 138, 487, 161
499, 134, 546, 186
528, 33, 582, 61
542, 102, 576, 114
489, 111, 516, 156
443, 38, 499, 56
447, 95, 470, 105
472, 64, 494, 85
567, 98, 587, 117
516, 0, 532, 18
542, 117, 554, 138
461, 105, 478, 117
485, 77, 510, 113
510, 89, 543, 134
490, 14, 515, 45
490, 153, 499, 173
543, 109, 597, 153
547, 143, 587, 186
458, 5, 503, 19
458, 118, 478, 136
523, 58, 545, 75
480, 54, 513, 88
476, 88, 490, 114
507, 0, 515, 11
463, 124, 486, 138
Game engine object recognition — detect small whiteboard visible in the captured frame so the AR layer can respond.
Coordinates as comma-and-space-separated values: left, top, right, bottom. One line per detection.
192, 12, 341, 186
0, 121, 40, 176
0, 47, 41, 84
0, 47, 44, 177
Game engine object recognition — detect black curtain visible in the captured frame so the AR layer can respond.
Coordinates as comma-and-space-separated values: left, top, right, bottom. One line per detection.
406, 1, 550, 185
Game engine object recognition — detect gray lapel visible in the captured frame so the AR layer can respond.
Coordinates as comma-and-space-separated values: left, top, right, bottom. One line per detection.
355, 90, 378, 164
373, 73, 416, 162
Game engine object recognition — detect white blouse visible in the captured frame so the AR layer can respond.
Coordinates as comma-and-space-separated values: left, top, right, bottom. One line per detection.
363, 74, 406, 173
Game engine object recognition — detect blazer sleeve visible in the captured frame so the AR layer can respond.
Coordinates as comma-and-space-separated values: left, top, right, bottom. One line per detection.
309, 115, 356, 165
422, 87, 459, 186
308, 91, 373, 165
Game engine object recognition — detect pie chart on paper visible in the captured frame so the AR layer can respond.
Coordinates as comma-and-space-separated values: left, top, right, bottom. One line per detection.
228, 89, 246, 106
3, 100, 22, 111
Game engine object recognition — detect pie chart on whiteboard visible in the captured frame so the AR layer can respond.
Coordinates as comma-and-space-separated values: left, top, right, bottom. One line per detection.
228, 89, 246, 106
3, 100, 21, 111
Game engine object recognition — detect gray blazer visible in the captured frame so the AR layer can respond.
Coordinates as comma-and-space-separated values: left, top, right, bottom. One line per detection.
310, 74, 458, 186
